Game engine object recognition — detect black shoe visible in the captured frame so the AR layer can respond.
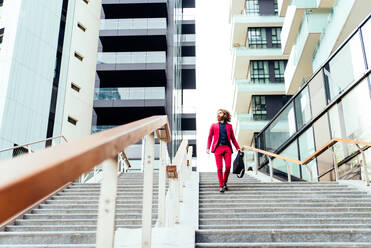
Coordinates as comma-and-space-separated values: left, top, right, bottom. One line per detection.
223, 184, 228, 191
219, 187, 225, 193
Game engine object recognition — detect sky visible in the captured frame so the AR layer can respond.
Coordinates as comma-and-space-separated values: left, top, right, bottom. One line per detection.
192, 0, 235, 171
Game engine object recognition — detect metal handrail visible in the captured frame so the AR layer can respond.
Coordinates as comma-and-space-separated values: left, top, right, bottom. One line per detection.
242, 137, 371, 184
0, 135, 68, 153
0, 115, 170, 225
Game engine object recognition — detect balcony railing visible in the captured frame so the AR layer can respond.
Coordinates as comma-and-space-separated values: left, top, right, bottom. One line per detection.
182, 34, 196, 42
94, 87, 165, 101
97, 52, 166, 64
181, 56, 195, 65
91, 125, 117, 134
100, 18, 167, 30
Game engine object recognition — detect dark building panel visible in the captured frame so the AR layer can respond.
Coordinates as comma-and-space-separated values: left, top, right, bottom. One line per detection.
102, 3, 168, 19
258, 0, 275, 15
182, 0, 195, 8
181, 117, 196, 130
100, 35, 167, 52
265, 95, 291, 119
182, 46, 195, 56
97, 70, 167, 88
182, 24, 195, 34
182, 69, 196, 89
95, 106, 166, 125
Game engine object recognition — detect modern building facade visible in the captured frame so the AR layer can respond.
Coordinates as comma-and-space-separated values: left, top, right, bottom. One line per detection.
92, 0, 197, 169
230, 0, 291, 151
0, 0, 100, 159
250, 0, 371, 181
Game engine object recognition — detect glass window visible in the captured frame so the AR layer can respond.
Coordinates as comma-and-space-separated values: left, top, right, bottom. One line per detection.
361, 17, 371, 69
273, 60, 285, 83
341, 78, 371, 141
245, 0, 259, 15
264, 102, 296, 152
323, 31, 365, 101
252, 96, 267, 120
271, 27, 281, 48
309, 70, 327, 117
313, 114, 334, 181
298, 127, 317, 181
251, 61, 269, 83
248, 28, 267, 48
294, 86, 311, 130
272, 141, 300, 179
274, 0, 278, 15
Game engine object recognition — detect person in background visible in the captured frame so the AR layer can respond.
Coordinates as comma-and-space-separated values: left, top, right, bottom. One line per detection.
207, 109, 241, 192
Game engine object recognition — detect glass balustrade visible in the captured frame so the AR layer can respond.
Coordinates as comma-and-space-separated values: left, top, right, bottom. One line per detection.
182, 57, 196, 65
100, 18, 167, 30
94, 87, 165, 101
255, 15, 371, 181
97, 52, 166, 64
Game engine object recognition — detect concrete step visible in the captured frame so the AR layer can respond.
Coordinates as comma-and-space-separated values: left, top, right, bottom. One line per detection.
50, 195, 158, 200
15, 219, 155, 226
199, 198, 371, 203
0, 232, 95, 245
31, 208, 157, 214
199, 202, 371, 208
199, 212, 371, 219
57, 191, 159, 196
199, 223, 371, 230
0, 245, 94, 248
39, 203, 152, 209
5, 224, 141, 232
199, 217, 371, 225
199, 206, 371, 213
199, 187, 354, 191
23, 213, 157, 220
195, 242, 371, 247
196, 229, 371, 243
198, 192, 366, 197
199, 182, 339, 186
45, 199, 157, 204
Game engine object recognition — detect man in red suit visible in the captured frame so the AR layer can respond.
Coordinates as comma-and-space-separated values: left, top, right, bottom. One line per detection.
207, 109, 240, 192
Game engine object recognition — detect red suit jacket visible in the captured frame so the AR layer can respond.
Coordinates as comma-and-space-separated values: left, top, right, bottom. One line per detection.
207, 122, 240, 153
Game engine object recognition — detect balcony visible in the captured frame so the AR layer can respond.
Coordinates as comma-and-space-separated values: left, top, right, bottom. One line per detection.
278, 0, 290, 17
182, 56, 195, 69
100, 18, 166, 30
229, 0, 246, 21
284, 10, 328, 94
232, 47, 288, 79
91, 125, 116, 133
316, 0, 334, 8
94, 87, 166, 108
232, 80, 285, 113
182, 130, 196, 140
235, 114, 269, 146
231, 15, 283, 48
281, 0, 317, 54
182, 34, 196, 46
96, 51, 166, 71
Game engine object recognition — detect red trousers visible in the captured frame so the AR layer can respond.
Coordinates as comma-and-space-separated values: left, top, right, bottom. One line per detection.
214, 145, 232, 187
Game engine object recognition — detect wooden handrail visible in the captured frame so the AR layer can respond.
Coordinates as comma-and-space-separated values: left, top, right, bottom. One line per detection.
243, 138, 370, 166
0, 115, 170, 224
242, 145, 302, 165
0, 135, 68, 153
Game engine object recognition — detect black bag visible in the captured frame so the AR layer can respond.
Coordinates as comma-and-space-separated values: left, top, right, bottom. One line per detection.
233, 151, 245, 178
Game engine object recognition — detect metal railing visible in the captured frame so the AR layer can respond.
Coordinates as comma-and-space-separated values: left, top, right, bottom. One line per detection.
0, 116, 194, 248
243, 138, 371, 185
0, 136, 68, 160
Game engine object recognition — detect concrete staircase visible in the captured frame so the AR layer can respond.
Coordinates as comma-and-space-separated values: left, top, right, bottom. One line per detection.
196, 172, 371, 247
0, 172, 160, 247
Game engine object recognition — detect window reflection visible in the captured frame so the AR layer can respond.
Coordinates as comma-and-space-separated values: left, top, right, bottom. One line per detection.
323, 31, 365, 101
294, 87, 311, 130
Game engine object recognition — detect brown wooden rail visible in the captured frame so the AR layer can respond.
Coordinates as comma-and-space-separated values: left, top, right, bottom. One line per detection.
243, 138, 370, 166
0, 115, 171, 224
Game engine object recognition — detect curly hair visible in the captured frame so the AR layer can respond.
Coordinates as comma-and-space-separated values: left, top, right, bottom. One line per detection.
217, 109, 231, 123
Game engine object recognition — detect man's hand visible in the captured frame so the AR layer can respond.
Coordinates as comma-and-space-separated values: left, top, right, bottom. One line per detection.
206, 149, 210, 154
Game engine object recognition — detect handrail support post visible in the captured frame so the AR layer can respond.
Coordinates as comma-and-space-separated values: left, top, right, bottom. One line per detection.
331, 148, 339, 181
141, 133, 155, 248
157, 139, 167, 227
356, 144, 369, 186
96, 157, 118, 248
285, 161, 291, 182
266, 155, 273, 182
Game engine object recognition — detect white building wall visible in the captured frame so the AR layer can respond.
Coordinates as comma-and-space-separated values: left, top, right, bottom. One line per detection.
0, 0, 62, 155
59, 0, 101, 141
